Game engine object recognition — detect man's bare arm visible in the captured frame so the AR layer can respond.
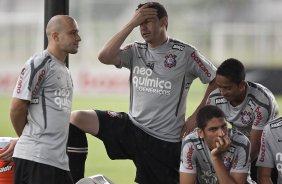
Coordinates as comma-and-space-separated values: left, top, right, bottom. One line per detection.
10, 98, 28, 136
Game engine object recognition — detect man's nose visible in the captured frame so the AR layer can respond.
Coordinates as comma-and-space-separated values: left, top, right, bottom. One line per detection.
217, 128, 225, 137
219, 88, 227, 96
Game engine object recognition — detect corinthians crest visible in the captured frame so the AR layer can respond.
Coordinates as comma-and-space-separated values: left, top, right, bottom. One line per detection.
164, 54, 177, 68
241, 111, 252, 125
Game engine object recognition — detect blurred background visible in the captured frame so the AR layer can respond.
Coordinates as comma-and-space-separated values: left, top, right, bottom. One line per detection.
1, 0, 282, 97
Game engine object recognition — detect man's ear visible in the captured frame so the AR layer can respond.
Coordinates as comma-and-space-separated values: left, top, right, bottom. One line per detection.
197, 128, 204, 139
238, 80, 245, 91
51, 32, 59, 42
161, 16, 168, 30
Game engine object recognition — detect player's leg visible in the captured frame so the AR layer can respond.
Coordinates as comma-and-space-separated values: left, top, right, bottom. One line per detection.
67, 123, 88, 183
71, 110, 100, 136
95, 110, 135, 159
133, 127, 182, 184
67, 110, 100, 182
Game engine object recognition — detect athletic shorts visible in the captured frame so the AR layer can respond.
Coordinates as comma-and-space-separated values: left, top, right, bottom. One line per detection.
95, 110, 182, 184
13, 158, 74, 184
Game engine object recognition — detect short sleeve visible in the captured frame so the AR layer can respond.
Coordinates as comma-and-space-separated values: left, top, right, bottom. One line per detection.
118, 44, 134, 69
187, 49, 216, 84
256, 125, 274, 168
12, 63, 32, 101
179, 139, 197, 174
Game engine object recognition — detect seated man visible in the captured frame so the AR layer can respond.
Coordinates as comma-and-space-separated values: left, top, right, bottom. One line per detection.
256, 117, 282, 183
180, 105, 252, 184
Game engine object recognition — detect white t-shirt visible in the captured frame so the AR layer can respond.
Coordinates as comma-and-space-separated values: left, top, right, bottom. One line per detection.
207, 81, 279, 137
256, 117, 282, 183
118, 38, 216, 142
180, 128, 251, 184
12, 50, 73, 171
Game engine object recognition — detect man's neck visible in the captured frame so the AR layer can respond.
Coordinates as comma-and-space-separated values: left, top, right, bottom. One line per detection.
230, 84, 247, 107
47, 47, 66, 64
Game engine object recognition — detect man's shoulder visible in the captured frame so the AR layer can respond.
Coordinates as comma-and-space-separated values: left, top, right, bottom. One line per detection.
182, 131, 205, 153
207, 89, 226, 105
247, 81, 275, 98
25, 50, 52, 67
262, 117, 282, 145
183, 130, 201, 145
230, 128, 250, 146
168, 38, 196, 51
268, 117, 282, 130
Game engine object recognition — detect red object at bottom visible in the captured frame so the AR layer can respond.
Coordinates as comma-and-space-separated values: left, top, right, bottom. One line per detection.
0, 149, 14, 184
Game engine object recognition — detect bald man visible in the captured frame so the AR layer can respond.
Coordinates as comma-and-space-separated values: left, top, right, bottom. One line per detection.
10, 15, 81, 184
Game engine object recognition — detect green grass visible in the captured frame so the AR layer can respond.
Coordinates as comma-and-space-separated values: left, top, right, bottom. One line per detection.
1, 80, 282, 183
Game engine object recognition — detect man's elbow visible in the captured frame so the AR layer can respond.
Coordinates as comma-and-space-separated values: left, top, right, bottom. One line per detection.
98, 52, 120, 65
97, 51, 108, 64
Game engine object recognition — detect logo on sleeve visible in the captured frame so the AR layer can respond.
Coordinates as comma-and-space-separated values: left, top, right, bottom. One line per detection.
259, 131, 266, 162
191, 51, 211, 77
271, 121, 282, 129
254, 106, 263, 126
215, 97, 227, 104
32, 69, 46, 97
186, 145, 194, 170
172, 44, 184, 51
30, 97, 39, 104
16, 68, 26, 94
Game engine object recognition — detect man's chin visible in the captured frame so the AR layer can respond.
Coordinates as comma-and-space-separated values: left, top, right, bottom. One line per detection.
142, 36, 151, 42
69, 50, 78, 54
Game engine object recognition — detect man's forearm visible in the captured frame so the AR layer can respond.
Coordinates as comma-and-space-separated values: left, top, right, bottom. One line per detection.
211, 156, 237, 184
10, 111, 27, 136
98, 23, 135, 65
10, 99, 28, 136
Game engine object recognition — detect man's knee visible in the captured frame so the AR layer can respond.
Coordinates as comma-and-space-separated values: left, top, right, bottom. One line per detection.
70, 111, 83, 125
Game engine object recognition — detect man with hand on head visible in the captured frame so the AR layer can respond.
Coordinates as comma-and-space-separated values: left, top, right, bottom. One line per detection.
68, 2, 217, 184
10, 15, 81, 184
180, 105, 252, 184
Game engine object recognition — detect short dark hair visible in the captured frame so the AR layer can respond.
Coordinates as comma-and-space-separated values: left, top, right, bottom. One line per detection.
137, 2, 168, 19
196, 105, 225, 129
216, 58, 245, 85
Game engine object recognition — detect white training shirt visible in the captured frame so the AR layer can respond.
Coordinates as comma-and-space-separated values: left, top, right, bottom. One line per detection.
180, 128, 251, 184
118, 38, 216, 142
207, 81, 279, 137
12, 50, 73, 171
256, 117, 282, 183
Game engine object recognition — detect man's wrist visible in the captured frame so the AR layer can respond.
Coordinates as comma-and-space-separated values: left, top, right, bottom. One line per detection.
211, 154, 222, 162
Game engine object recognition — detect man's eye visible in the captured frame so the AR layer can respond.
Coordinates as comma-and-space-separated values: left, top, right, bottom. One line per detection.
209, 128, 217, 132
